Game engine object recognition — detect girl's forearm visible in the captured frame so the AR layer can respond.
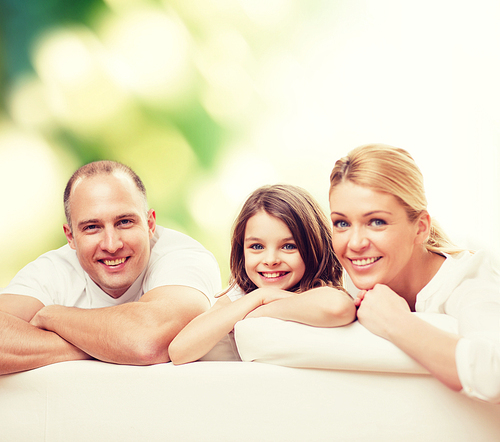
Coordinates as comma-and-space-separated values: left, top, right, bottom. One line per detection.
169, 294, 263, 365
246, 287, 356, 327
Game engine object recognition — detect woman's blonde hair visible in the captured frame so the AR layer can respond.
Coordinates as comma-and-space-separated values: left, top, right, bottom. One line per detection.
329, 143, 464, 255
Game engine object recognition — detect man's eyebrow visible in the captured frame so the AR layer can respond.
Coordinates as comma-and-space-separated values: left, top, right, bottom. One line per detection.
116, 213, 140, 220
77, 219, 100, 229
77, 214, 140, 229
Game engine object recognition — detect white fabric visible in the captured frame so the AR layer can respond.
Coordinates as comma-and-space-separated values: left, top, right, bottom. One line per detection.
0, 226, 221, 307
1, 360, 500, 442
200, 285, 245, 362
415, 250, 500, 402
235, 250, 500, 403
235, 313, 458, 374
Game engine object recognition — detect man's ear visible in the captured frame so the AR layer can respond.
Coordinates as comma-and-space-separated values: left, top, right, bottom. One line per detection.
63, 224, 76, 250
414, 211, 432, 245
147, 209, 157, 238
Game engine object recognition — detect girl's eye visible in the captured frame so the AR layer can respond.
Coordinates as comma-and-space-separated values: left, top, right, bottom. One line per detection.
249, 244, 263, 250
370, 219, 386, 227
282, 243, 297, 250
333, 220, 349, 229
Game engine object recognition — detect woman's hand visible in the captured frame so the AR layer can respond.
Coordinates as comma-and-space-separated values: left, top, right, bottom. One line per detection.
356, 284, 411, 340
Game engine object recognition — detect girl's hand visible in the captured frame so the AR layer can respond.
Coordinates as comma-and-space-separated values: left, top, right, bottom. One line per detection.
249, 287, 294, 306
354, 290, 367, 308
356, 284, 411, 340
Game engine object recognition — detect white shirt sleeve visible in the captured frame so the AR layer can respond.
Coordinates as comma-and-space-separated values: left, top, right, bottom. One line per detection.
143, 227, 222, 306
455, 301, 500, 402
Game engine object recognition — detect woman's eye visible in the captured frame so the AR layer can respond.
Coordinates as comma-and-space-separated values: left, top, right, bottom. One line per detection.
282, 243, 297, 250
370, 219, 386, 227
333, 220, 349, 229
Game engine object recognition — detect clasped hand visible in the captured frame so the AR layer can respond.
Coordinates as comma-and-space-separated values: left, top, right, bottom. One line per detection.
355, 284, 411, 340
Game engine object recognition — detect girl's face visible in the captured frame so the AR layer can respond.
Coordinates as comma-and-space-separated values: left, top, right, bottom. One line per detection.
243, 210, 306, 291
329, 180, 424, 291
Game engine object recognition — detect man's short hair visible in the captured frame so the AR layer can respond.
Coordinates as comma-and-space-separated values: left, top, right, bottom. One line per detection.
64, 160, 148, 227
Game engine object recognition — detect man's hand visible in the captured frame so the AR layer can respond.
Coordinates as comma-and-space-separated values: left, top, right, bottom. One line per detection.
25, 286, 211, 366
0, 295, 92, 375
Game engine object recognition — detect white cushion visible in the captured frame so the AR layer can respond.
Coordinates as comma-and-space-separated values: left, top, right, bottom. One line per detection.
234, 313, 458, 374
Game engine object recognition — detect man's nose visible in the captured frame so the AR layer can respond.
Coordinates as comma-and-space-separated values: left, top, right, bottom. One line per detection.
100, 227, 123, 253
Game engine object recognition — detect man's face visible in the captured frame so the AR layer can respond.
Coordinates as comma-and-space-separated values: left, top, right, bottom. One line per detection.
63, 172, 156, 298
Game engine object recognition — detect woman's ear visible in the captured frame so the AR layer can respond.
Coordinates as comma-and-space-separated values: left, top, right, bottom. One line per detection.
414, 211, 432, 245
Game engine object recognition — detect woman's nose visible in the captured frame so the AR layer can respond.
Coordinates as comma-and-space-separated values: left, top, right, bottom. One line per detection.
348, 227, 369, 251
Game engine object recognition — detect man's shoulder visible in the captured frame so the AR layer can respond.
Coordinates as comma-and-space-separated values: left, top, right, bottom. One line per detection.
1, 243, 87, 304
35, 243, 85, 273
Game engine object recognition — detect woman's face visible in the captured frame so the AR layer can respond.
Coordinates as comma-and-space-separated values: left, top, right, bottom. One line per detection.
329, 180, 423, 291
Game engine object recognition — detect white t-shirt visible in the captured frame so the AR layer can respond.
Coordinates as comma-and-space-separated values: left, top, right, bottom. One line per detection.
415, 250, 500, 402
200, 285, 246, 362
0, 226, 221, 307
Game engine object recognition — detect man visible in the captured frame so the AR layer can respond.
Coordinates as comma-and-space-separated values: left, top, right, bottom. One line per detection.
0, 160, 221, 374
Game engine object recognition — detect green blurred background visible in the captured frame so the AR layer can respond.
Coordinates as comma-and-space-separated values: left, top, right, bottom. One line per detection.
1, 0, 500, 287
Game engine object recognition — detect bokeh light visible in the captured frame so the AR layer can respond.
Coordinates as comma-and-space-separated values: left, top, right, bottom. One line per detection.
1, 0, 499, 288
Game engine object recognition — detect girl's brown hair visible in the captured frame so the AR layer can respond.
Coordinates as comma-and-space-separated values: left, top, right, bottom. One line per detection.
329, 143, 464, 255
229, 184, 343, 294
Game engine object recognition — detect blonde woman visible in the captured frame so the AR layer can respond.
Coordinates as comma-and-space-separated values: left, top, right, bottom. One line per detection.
329, 143, 500, 403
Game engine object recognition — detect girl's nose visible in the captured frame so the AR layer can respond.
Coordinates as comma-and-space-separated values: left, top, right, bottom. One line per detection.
263, 250, 280, 266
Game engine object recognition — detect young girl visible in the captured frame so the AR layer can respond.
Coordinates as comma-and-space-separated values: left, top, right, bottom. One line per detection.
329, 143, 500, 403
169, 184, 356, 365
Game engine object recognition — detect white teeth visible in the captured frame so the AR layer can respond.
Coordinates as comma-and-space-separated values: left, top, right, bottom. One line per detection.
351, 257, 379, 266
262, 272, 285, 278
103, 258, 126, 266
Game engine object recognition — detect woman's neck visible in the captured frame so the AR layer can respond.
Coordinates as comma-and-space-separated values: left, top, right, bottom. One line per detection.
388, 249, 446, 311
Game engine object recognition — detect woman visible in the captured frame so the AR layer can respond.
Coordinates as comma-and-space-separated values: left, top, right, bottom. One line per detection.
328, 143, 500, 403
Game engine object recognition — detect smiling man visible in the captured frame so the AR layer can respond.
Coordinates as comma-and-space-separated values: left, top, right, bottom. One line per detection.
0, 161, 221, 374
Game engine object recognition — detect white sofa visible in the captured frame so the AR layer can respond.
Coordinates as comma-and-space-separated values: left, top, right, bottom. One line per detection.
1, 314, 500, 441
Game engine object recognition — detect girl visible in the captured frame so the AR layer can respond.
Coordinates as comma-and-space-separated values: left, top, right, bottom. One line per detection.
329, 143, 500, 403
169, 184, 356, 365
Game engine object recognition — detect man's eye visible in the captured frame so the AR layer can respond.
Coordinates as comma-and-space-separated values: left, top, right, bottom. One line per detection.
118, 219, 133, 226
84, 225, 98, 231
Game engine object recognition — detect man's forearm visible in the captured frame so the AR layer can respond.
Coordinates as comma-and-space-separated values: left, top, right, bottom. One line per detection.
31, 303, 164, 364
0, 311, 91, 375
31, 286, 210, 366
